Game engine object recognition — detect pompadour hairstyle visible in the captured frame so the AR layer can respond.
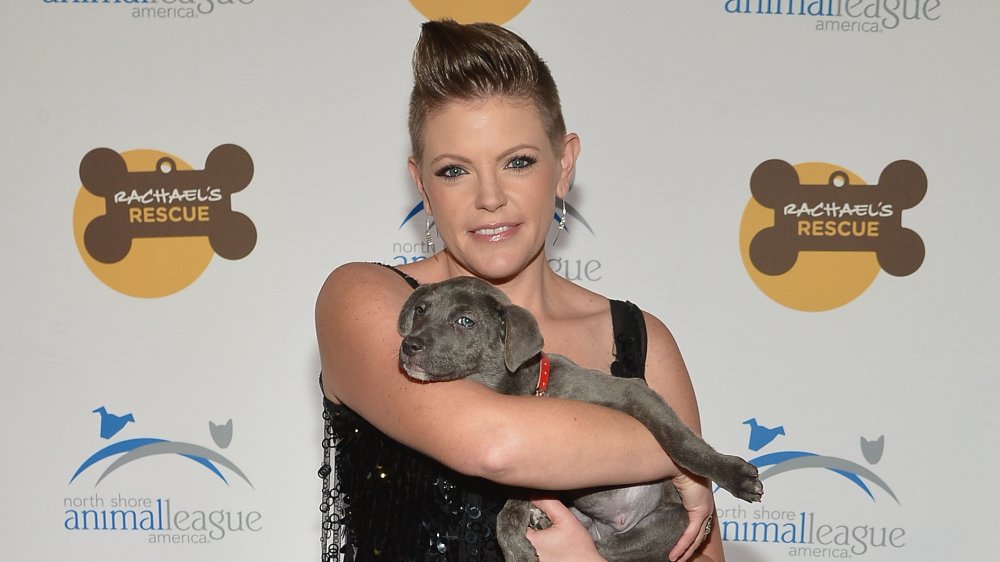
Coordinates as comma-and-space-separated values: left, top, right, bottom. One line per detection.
408, 19, 567, 160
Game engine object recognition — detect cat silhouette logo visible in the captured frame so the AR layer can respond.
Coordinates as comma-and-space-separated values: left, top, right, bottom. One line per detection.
72, 145, 256, 298
71, 406, 252, 488
739, 161, 926, 312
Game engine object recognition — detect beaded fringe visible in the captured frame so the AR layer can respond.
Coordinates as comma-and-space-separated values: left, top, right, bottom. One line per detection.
320, 407, 351, 561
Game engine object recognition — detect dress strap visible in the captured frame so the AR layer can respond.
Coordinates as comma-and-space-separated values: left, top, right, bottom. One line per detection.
609, 300, 647, 380
375, 262, 420, 289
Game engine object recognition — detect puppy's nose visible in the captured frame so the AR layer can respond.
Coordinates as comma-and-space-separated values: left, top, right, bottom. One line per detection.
401, 336, 425, 357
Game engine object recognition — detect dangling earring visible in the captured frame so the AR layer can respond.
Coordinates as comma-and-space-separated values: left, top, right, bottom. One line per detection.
552, 197, 568, 245
425, 214, 436, 255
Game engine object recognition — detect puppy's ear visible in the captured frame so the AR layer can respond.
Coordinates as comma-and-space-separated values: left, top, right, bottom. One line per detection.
501, 304, 544, 372
397, 285, 429, 336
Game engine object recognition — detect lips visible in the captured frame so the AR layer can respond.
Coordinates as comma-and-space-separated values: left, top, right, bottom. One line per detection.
470, 223, 520, 242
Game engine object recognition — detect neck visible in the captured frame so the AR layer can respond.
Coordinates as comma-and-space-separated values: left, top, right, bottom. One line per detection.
432, 247, 565, 313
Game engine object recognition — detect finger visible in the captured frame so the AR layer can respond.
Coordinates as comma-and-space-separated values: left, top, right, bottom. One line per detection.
667, 518, 705, 562
531, 498, 571, 523
525, 501, 561, 549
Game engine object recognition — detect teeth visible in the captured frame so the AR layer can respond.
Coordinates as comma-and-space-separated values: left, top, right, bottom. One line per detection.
475, 226, 511, 235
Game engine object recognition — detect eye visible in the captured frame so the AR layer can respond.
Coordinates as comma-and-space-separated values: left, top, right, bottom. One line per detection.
505, 154, 537, 171
455, 316, 475, 328
414, 304, 426, 316
434, 165, 467, 179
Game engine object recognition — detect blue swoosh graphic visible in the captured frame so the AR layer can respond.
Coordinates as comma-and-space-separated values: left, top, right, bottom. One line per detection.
750, 451, 871, 497
70, 438, 165, 483
747, 450, 898, 503
400, 201, 424, 229
70, 438, 229, 485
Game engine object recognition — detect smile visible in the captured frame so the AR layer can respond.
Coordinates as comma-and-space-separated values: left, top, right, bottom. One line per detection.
474, 225, 512, 236
470, 223, 519, 242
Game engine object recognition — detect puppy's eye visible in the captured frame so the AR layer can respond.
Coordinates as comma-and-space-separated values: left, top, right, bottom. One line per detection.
414, 305, 426, 316
455, 316, 475, 328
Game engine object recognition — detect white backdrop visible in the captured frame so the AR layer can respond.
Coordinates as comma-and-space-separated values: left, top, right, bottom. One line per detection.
2, 1, 997, 560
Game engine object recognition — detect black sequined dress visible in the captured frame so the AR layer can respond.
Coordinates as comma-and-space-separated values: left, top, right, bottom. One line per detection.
319, 267, 648, 561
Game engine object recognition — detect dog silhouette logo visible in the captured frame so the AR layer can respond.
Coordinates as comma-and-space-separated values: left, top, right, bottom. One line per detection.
92, 407, 135, 440
743, 418, 785, 452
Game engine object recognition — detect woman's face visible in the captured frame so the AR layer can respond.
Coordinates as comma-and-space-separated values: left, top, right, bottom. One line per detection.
409, 97, 578, 280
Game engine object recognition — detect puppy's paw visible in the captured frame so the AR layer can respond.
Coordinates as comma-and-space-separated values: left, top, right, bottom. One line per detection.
497, 499, 544, 561
715, 455, 764, 503
528, 506, 553, 530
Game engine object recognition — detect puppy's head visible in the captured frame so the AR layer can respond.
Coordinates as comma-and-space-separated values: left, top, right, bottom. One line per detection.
397, 276, 543, 383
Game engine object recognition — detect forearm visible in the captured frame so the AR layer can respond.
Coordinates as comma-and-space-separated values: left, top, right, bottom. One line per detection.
472, 393, 681, 489
330, 359, 679, 490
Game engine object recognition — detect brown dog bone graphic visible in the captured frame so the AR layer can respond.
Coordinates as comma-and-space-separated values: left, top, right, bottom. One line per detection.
79, 144, 256, 264
749, 159, 926, 277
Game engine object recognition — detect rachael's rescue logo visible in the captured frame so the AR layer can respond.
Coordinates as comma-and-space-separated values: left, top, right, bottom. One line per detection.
72, 145, 256, 298
739, 161, 926, 311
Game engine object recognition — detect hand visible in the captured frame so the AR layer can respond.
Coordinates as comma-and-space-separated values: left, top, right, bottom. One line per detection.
525, 498, 605, 562
667, 472, 716, 562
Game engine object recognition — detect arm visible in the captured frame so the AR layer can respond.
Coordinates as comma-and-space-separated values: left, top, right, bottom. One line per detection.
641, 311, 725, 562
317, 263, 682, 489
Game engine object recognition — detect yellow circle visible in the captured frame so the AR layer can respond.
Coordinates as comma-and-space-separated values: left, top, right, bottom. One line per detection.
72, 149, 214, 298
738, 162, 880, 312
409, 0, 531, 24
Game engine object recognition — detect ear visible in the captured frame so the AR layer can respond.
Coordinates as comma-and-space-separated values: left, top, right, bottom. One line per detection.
397, 285, 429, 336
501, 304, 544, 372
408, 155, 433, 215
555, 133, 581, 199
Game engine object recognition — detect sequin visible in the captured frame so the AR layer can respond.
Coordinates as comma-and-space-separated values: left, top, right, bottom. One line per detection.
320, 398, 507, 561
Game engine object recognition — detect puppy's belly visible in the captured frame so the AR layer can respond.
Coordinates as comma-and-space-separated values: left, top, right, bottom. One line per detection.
570, 482, 665, 539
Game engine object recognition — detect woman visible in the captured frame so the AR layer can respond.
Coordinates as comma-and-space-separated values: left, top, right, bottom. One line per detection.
317, 20, 723, 562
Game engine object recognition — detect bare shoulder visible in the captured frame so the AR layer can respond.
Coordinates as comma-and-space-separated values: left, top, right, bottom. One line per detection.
639, 309, 702, 433
317, 262, 411, 309
315, 262, 423, 330
316, 262, 414, 404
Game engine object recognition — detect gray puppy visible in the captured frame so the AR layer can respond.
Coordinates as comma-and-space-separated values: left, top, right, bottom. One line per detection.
398, 276, 762, 562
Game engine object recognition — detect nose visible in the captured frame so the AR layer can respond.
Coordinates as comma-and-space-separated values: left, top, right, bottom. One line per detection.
401, 336, 425, 357
475, 173, 507, 212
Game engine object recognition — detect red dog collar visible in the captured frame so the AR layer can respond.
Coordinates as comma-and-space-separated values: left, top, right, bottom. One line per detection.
535, 352, 551, 397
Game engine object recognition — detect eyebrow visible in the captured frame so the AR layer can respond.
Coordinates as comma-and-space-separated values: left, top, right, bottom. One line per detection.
429, 144, 542, 166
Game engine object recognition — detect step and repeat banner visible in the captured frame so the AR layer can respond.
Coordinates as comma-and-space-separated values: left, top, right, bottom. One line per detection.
2, 1, 997, 560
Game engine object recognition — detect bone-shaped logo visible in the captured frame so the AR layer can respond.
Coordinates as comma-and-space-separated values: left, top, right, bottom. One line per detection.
79, 144, 257, 264
748, 159, 926, 277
